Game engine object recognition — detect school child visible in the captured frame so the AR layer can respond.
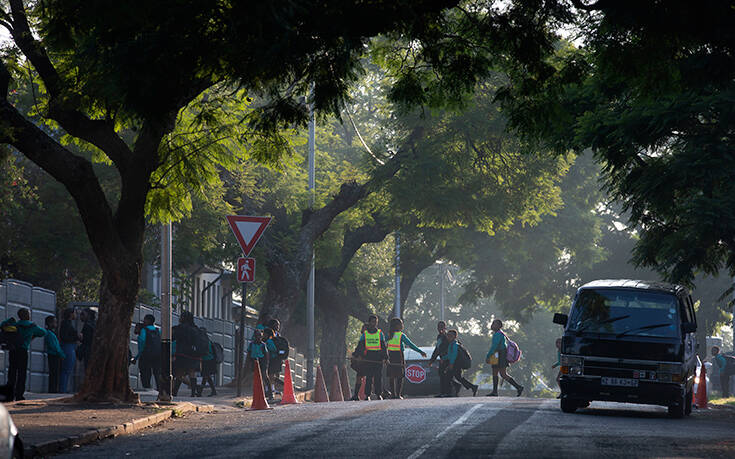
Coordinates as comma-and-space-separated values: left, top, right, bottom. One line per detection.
485, 319, 523, 397
444, 330, 478, 397
263, 328, 279, 397
355, 315, 387, 400
428, 321, 451, 397
44, 316, 65, 393
386, 318, 427, 399
247, 329, 272, 399
349, 324, 368, 400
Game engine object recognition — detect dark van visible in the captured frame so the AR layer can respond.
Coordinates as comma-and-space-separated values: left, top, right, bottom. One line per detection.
553, 279, 697, 418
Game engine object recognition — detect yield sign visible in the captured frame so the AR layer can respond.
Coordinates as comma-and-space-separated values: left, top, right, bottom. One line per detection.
226, 215, 272, 256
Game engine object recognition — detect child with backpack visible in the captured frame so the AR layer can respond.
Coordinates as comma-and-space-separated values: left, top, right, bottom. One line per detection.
198, 328, 218, 397
1, 308, 46, 400
485, 319, 523, 397
444, 329, 478, 397
133, 314, 162, 390
247, 329, 272, 400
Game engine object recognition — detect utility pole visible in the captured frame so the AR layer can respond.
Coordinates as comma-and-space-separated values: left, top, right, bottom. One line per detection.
440, 263, 445, 322
306, 86, 316, 390
395, 232, 401, 319
158, 223, 172, 402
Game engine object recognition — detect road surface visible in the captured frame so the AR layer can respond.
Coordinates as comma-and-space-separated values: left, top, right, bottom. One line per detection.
58, 396, 735, 458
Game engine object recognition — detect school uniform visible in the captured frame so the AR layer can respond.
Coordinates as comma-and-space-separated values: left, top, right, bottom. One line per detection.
136, 325, 162, 389
715, 354, 734, 397
430, 333, 451, 396
446, 341, 476, 395
248, 341, 271, 397
486, 331, 508, 368
356, 327, 387, 398
386, 331, 423, 398
45, 328, 65, 393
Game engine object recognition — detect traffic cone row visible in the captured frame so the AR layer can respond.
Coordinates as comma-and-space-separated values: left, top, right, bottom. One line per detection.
339, 365, 352, 401
279, 360, 300, 405
248, 361, 273, 410
329, 365, 344, 402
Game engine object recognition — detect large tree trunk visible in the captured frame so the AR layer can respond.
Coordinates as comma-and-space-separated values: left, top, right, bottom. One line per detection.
318, 304, 349, 396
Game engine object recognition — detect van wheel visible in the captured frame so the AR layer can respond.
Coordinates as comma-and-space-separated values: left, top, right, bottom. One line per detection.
685, 389, 692, 416
668, 395, 685, 418
560, 398, 577, 413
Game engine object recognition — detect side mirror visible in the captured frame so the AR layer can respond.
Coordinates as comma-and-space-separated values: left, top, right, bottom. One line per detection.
553, 313, 568, 326
681, 322, 697, 334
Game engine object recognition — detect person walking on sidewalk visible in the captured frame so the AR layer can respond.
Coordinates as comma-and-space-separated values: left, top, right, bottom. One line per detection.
133, 314, 162, 390
44, 316, 65, 393
355, 314, 387, 400
59, 308, 81, 393
79, 309, 96, 370
247, 329, 272, 400
198, 328, 217, 397
1, 309, 45, 400
350, 324, 369, 400
172, 311, 201, 397
386, 318, 427, 399
428, 321, 450, 397
712, 346, 735, 397
444, 330, 478, 397
485, 319, 523, 397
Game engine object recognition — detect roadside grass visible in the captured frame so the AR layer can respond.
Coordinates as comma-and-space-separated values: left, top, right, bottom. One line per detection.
709, 397, 735, 407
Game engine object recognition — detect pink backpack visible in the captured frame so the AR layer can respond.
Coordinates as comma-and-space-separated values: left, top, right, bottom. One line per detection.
502, 331, 522, 364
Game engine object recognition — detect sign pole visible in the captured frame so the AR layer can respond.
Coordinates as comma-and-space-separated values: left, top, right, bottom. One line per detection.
237, 281, 247, 397
394, 232, 401, 319
158, 222, 172, 402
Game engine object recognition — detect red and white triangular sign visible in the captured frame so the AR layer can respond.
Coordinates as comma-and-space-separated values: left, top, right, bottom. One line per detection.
226, 215, 272, 256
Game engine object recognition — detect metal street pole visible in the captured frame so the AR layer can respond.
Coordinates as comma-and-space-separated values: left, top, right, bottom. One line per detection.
440, 263, 445, 322
306, 86, 316, 390
237, 281, 247, 397
395, 232, 401, 319
158, 223, 172, 402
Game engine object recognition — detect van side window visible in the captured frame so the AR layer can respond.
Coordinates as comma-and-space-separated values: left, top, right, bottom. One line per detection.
686, 295, 696, 325
680, 297, 692, 323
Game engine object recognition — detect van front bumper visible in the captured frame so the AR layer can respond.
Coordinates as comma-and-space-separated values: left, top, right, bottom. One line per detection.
560, 375, 686, 407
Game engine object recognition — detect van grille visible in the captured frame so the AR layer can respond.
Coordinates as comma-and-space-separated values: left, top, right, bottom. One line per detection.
583, 360, 658, 379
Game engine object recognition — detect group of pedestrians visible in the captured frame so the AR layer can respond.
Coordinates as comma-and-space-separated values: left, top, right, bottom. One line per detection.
246, 317, 289, 401
170, 311, 224, 397
350, 315, 524, 400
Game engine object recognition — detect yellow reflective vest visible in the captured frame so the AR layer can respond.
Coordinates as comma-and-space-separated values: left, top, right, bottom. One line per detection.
387, 331, 403, 352
364, 330, 382, 351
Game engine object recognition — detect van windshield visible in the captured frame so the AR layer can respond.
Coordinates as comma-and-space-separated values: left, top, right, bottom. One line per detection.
568, 288, 679, 338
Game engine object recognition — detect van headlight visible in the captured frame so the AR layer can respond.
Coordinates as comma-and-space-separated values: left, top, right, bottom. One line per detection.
561, 355, 583, 376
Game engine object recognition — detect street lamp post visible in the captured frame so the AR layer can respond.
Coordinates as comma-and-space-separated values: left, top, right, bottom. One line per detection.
306, 87, 316, 390
158, 222, 172, 402
395, 232, 401, 319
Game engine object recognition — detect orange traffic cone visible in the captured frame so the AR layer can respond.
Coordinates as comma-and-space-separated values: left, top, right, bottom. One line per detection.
249, 362, 273, 410
358, 376, 367, 400
695, 364, 708, 409
314, 365, 329, 403
329, 365, 344, 402
279, 360, 300, 405
339, 365, 351, 401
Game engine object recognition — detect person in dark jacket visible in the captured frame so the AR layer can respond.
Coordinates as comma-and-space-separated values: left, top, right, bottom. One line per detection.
59, 308, 81, 393
172, 311, 201, 397
428, 321, 451, 397
354, 315, 387, 400
350, 324, 369, 400
198, 328, 217, 397
44, 316, 65, 393
1, 309, 45, 400
386, 318, 426, 399
486, 319, 523, 397
79, 309, 96, 369
444, 330, 478, 397
133, 314, 161, 390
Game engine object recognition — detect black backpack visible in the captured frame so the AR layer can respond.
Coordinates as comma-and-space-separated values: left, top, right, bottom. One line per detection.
194, 327, 211, 358
0, 320, 28, 351
457, 343, 472, 370
142, 327, 162, 358
273, 335, 290, 359
723, 354, 735, 373
211, 342, 224, 364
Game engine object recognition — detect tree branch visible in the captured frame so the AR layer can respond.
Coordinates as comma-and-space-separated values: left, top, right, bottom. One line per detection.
7, 0, 133, 173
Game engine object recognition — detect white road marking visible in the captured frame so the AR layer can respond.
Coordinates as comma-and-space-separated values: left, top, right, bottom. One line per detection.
406, 403, 484, 459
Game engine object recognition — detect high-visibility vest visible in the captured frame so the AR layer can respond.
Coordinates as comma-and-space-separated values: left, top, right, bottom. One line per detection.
387, 331, 403, 352
364, 330, 382, 351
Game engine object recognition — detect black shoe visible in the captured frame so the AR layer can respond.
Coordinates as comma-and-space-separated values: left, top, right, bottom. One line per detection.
209, 391, 217, 397
472, 385, 478, 397
486, 392, 498, 397
517, 386, 524, 397
350, 395, 360, 401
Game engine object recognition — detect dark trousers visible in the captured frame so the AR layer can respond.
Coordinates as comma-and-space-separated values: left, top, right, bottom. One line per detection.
8, 350, 28, 400
720, 372, 733, 398
439, 360, 452, 395
451, 366, 474, 391
139, 356, 161, 390
363, 360, 383, 397
47, 354, 62, 393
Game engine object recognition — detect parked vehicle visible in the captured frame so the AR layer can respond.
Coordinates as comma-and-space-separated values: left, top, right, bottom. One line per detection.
402, 346, 440, 396
553, 279, 697, 418
0, 404, 22, 458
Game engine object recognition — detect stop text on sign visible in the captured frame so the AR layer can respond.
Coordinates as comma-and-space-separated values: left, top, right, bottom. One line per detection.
405, 364, 426, 383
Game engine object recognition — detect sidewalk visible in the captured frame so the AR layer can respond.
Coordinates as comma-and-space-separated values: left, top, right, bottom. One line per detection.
8, 385, 311, 457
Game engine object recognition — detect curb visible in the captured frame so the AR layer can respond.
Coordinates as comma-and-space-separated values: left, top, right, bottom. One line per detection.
25, 402, 214, 458
234, 390, 312, 407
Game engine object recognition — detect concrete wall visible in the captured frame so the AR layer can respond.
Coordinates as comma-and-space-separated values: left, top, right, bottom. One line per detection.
0, 279, 308, 393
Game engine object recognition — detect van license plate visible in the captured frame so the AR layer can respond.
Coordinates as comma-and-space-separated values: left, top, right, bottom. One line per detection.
601, 377, 638, 387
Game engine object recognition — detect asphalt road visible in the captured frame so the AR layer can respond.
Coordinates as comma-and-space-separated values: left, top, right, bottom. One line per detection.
57, 396, 735, 458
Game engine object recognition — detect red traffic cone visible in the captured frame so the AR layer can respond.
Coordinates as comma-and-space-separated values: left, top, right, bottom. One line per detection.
249, 362, 273, 410
279, 360, 300, 405
314, 365, 329, 403
695, 364, 708, 409
329, 365, 344, 402
339, 365, 351, 401
358, 376, 367, 400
